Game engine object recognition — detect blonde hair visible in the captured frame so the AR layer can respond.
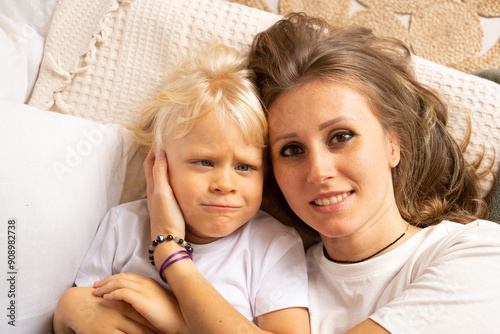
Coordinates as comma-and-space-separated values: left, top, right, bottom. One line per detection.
134, 42, 267, 154
250, 13, 491, 229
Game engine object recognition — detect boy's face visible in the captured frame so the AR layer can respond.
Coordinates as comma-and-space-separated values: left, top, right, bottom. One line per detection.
165, 111, 264, 244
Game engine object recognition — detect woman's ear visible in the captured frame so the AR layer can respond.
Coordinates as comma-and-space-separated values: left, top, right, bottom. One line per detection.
388, 133, 401, 168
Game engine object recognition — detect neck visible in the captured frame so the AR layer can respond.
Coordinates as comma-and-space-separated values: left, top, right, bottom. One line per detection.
322, 219, 412, 264
324, 223, 411, 264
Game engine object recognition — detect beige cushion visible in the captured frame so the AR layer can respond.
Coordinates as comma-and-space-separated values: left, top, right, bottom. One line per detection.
28, 0, 500, 200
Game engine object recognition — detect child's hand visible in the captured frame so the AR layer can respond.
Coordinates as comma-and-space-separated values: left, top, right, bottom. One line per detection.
144, 147, 186, 240
53, 286, 157, 334
94, 273, 190, 334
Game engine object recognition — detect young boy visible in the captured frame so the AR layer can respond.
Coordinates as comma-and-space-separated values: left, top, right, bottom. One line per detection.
53, 42, 309, 333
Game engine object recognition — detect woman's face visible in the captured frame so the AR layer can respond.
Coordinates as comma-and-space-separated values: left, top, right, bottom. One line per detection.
268, 81, 401, 240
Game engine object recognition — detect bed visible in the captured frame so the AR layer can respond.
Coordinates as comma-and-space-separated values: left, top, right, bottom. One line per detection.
1, 0, 499, 332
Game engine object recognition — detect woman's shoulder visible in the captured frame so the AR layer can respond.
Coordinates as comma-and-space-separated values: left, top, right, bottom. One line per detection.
424, 219, 500, 244
404, 219, 500, 270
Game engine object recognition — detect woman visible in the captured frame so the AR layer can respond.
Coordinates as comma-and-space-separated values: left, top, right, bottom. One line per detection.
249, 12, 500, 334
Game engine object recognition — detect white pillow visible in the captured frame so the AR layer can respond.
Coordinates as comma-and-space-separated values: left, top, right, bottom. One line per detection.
0, 13, 45, 103
0, 0, 58, 38
0, 101, 134, 333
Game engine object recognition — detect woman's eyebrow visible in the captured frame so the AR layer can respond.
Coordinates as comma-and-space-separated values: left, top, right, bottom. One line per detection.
272, 116, 353, 146
319, 116, 352, 130
271, 132, 298, 146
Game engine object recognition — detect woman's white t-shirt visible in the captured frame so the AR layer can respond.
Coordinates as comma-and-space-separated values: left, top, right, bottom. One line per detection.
307, 220, 500, 333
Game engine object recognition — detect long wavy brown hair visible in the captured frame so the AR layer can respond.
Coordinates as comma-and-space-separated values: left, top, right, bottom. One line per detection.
250, 13, 492, 241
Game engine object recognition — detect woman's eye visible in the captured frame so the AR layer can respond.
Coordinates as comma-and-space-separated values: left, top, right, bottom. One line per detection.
330, 131, 354, 145
280, 144, 304, 157
196, 160, 213, 167
235, 164, 251, 172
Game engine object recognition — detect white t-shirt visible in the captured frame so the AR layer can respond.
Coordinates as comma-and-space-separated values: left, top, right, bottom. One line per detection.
75, 199, 309, 321
307, 220, 500, 334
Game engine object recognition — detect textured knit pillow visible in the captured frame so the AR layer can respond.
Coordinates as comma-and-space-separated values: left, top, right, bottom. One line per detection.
28, 0, 500, 199
28, 0, 280, 124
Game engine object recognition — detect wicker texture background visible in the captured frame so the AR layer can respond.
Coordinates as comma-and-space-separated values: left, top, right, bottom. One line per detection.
229, 0, 500, 73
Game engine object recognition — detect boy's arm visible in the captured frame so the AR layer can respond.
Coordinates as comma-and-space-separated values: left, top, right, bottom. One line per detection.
96, 148, 310, 334
345, 319, 390, 334
94, 273, 191, 334
257, 308, 310, 334
53, 286, 157, 334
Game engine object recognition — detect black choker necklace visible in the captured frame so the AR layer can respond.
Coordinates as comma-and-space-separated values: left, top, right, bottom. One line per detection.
323, 224, 411, 264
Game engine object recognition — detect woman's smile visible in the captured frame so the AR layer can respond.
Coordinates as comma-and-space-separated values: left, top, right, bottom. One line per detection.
312, 191, 352, 207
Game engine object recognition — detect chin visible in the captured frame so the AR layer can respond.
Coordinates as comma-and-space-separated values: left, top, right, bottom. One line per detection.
307, 217, 357, 239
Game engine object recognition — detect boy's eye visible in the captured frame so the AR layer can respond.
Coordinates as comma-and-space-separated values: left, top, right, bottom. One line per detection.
280, 144, 304, 157
196, 160, 213, 167
330, 131, 354, 145
235, 164, 251, 172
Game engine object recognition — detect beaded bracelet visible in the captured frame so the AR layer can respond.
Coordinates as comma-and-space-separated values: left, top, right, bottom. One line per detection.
148, 235, 194, 266
158, 250, 193, 283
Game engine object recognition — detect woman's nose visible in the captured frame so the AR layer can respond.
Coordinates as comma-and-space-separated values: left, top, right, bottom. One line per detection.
305, 148, 337, 184
209, 169, 237, 193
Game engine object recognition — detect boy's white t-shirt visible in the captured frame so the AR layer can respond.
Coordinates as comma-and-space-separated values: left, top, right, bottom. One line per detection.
75, 199, 309, 320
306, 220, 500, 334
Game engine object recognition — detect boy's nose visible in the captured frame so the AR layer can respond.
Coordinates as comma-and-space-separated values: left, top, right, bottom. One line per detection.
210, 169, 237, 193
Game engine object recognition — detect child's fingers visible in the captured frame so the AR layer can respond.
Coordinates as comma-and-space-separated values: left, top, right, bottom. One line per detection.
143, 147, 156, 189
101, 286, 137, 303
93, 273, 122, 289
94, 273, 149, 294
151, 150, 169, 190
144, 147, 171, 199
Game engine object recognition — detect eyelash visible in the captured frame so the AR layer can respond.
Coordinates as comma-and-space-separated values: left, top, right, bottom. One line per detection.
195, 160, 255, 172
331, 130, 354, 145
236, 165, 251, 172
279, 144, 303, 158
196, 160, 213, 167
279, 130, 354, 157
